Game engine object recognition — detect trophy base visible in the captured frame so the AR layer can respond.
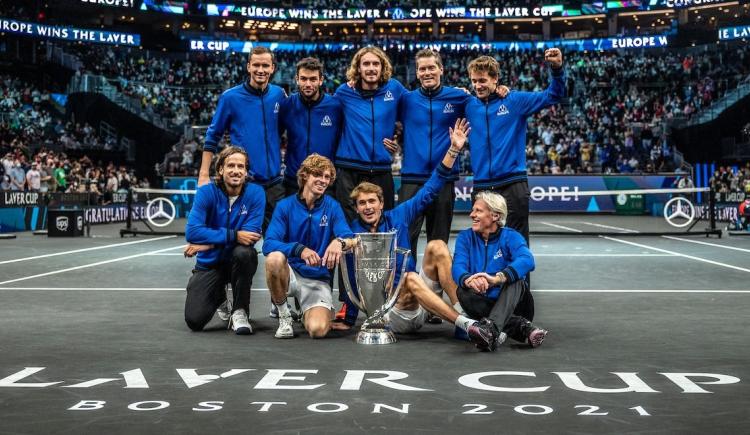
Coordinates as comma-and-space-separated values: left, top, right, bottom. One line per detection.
356, 328, 397, 345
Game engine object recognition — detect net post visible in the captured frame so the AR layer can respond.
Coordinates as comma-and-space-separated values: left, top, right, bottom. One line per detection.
125, 187, 133, 231
708, 186, 717, 233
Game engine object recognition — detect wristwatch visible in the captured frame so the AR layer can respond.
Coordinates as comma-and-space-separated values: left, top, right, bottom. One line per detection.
337, 237, 347, 250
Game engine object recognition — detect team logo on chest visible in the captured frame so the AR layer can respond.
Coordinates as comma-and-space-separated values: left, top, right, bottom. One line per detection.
321, 115, 332, 127
443, 103, 455, 114
384, 91, 394, 102
497, 104, 509, 116
493, 248, 503, 260
320, 214, 329, 227
274, 102, 280, 113
240, 204, 248, 215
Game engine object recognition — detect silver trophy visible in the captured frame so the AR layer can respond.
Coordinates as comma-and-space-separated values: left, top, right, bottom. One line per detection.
340, 231, 411, 344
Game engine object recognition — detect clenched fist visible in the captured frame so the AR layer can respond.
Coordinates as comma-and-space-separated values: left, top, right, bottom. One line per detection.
544, 48, 563, 69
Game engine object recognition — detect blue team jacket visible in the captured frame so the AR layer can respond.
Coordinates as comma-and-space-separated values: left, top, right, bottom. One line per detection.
465, 68, 566, 189
204, 82, 286, 185
349, 163, 453, 274
185, 181, 266, 270
334, 79, 406, 172
263, 194, 354, 282
399, 85, 469, 182
279, 93, 342, 187
452, 226, 535, 301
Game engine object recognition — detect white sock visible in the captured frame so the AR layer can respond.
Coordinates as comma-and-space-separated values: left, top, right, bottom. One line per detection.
454, 315, 474, 333
452, 301, 466, 315
275, 300, 291, 318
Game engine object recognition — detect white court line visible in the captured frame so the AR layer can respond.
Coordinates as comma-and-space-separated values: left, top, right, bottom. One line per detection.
0, 235, 177, 265
146, 253, 184, 256
602, 236, 750, 274
0, 244, 186, 285
540, 222, 582, 233
1, 287, 749, 294
535, 253, 674, 257
581, 222, 639, 233
662, 236, 750, 253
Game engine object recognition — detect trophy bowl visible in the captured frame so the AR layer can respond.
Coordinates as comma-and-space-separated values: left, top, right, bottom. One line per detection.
340, 231, 410, 344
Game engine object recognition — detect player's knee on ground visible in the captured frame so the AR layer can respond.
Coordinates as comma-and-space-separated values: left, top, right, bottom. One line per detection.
231, 245, 257, 266
305, 318, 330, 338
265, 251, 287, 272
184, 313, 208, 332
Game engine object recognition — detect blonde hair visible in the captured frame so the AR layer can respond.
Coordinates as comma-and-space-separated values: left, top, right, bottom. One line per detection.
350, 181, 384, 204
297, 153, 336, 191
467, 55, 500, 80
346, 46, 393, 86
474, 191, 507, 226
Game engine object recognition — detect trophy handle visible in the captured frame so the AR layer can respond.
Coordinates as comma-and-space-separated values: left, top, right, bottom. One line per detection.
381, 247, 411, 314
339, 250, 366, 312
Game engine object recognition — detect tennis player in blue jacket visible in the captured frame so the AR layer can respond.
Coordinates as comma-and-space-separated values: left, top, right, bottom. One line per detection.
333, 46, 407, 221
263, 154, 356, 339
401, 190, 548, 352
184, 146, 265, 335
279, 57, 343, 197
199, 47, 287, 232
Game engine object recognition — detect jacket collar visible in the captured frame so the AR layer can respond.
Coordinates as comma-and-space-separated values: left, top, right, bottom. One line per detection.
244, 81, 269, 96
419, 84, 443, 97
300, 91, 324, 108
296, 192, 325, 209
481, 92, 500, 104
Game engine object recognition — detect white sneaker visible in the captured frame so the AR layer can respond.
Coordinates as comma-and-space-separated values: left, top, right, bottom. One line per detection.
230, 309, 252, 335
275, 315, 295, 339
217, 300, 231, 322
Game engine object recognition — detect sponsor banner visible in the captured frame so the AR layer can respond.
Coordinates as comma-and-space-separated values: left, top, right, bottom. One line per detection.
0, 191, 43, 208
0, 17, 140, 46
719, 25, 750, 41
454, 175, 678, 212
84, 203, 147, 224
662, 0, 726, 8
189, 34, 669, 53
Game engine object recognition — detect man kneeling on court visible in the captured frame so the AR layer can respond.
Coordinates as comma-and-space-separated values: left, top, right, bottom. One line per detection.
184, 146, 265, 334
396, 191, 548, 351
263, 154, 356, 339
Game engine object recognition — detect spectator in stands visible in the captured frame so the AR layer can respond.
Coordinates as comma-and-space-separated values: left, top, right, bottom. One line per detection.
25, 162, 41, 192
9, 160, 25, 191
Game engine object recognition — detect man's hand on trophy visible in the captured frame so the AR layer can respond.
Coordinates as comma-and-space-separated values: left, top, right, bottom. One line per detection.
300, 247, 322, 267
321, 241, 344, 269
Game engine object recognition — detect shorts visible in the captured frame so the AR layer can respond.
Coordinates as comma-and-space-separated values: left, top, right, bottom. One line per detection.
385, 270, 441, 334
386, 305, 429, 334
288, 266, 334, 313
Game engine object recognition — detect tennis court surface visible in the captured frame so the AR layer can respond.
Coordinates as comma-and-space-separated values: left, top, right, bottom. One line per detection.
1, 218, 748, 434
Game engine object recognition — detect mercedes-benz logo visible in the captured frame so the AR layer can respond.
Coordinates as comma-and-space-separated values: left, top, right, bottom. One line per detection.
663, 197, 695, 228
146, 197, 177, 228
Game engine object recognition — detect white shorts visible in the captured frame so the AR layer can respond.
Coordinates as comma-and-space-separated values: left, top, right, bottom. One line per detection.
386, 305, 429, 334
385, 270, 443, 334
288, 266, 334, 313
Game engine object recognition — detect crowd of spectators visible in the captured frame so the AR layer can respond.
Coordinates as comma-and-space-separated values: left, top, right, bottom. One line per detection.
710, 163, 750, 194
0, 146, 149, 202
54, 41, 750, 176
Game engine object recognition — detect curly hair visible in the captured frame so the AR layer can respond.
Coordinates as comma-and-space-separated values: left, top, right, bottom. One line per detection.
297, 153, 336, 191
346, 46, 392, 86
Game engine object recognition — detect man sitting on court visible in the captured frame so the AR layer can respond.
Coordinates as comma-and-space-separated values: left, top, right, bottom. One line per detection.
344, 118, 499, 350
183, 146, 265, 335
399, 191, 548, 352
263, 154, 356, 339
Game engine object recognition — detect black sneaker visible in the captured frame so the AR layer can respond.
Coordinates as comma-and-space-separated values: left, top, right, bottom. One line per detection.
527, 328, 548, 348
467, 318, 499, 351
